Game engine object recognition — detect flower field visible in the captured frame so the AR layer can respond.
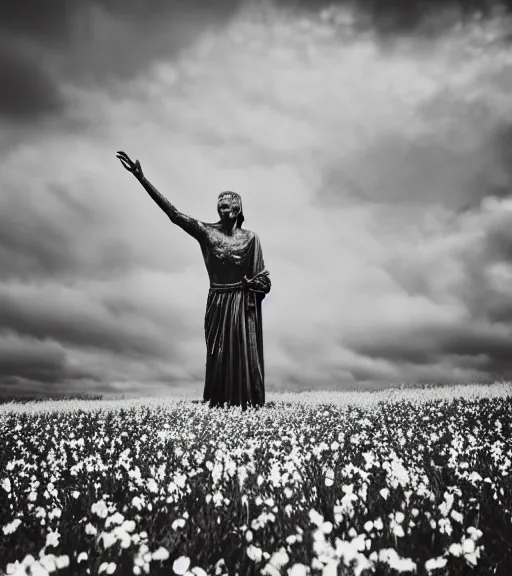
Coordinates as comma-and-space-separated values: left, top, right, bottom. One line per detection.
1, 383, 511, 576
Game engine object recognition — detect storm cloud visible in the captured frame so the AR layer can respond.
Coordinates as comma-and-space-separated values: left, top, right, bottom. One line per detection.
1, 0, 512, 397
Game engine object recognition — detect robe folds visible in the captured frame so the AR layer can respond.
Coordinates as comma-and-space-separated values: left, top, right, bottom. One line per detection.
201, 233, 271, 409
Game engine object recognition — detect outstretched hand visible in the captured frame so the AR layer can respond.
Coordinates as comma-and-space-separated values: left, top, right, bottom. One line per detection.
116, 151, 144, 179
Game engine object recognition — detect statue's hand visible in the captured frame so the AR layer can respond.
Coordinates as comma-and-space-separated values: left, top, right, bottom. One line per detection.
116, 151, 144, 179
243, 275, 266, 293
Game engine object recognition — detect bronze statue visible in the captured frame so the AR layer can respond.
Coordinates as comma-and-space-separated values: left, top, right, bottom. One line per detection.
116, 151, 271, 409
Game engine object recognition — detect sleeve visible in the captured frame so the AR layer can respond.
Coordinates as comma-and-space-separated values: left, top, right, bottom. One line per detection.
250, 234, 271, 299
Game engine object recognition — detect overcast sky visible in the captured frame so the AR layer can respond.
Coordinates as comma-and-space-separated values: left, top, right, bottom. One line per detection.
1, 0, 512, 398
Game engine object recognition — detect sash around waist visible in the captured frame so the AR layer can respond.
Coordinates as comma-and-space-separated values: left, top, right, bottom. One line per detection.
209, 280, 244, 293
209, 270, 269, 294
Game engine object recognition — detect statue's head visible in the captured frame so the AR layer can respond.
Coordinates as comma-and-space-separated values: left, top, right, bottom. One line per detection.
217, 191, 244, 228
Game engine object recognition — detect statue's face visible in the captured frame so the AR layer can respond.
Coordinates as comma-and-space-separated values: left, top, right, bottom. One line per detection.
217, 193, 241, 221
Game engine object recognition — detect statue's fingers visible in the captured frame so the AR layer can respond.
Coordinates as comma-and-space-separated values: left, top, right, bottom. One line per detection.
118, 158, 132, 171
116, 153, 131, 164
117, 151, 134, 166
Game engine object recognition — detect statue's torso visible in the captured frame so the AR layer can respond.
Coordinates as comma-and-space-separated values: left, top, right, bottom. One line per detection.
199, 225, 255, 284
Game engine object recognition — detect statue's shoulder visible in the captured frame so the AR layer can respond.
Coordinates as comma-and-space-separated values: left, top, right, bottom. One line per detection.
203, 222, 220, 234
241, 229, 255, 240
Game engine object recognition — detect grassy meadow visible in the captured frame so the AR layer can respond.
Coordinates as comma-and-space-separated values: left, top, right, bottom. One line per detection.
1, 383, 511, 576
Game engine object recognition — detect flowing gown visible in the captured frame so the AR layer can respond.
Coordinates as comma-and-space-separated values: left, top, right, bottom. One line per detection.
199, 231, 271, 409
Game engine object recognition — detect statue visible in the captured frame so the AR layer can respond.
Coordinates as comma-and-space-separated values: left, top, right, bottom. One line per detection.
116, 151, 271, 409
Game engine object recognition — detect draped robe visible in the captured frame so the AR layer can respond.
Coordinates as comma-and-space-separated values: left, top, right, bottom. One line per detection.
199, 231, 271, 409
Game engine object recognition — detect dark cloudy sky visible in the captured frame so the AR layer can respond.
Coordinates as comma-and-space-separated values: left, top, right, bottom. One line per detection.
2, 0, 512, 398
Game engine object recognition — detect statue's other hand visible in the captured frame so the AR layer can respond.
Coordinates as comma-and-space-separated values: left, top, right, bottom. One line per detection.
116, 151, 144, 179
243, 275, 266, 293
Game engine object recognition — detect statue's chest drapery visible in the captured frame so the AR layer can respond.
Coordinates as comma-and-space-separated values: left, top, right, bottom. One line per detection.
200, 228, 255, 283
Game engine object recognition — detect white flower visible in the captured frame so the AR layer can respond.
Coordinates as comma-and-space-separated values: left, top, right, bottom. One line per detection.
174, 473, 187, 489
247, 545, 263, 563
238, 466, 248, 488
48, 508, 60, 521
462, 538, 476, 555
191, 568, 208, 576
468, 472, 482, 484
39, 555, 56, 572
467, 527, 483, 541
379, 488, 389, 500
321, 522, 333, 534
121, 520, 136, 533
29, 562, 49, 576
450, 510, 463, 524
325, 469, 334, 487
321, 561, 338, 576
449, 544, 462, 557
45, 531, 60, 548
364, 521, 374, 532
2, 518, 22, 535
101, 531, 117, 549
269, 548, 289, 569
173, 556, 191, 575
438, 518, 452, 536
152, 547, 170, 561
308, 509, 324, 527
21, 554, 35, 567
55, 556, 70, 569
77, 552, 88, 563
261, 563, 280, 576
425, 557, 447, 572
147, 480, 159, 493
106, 512, 125, 528
287, 564, 309, 576
1, 478, 11, 493
5, 562, 20, 575
464, 550, 480, 566
91, 500, 109, 519
114, 527, 131, 549
85, 523, 97, 536
379, 549, 416, 572
391, 522, 405, 538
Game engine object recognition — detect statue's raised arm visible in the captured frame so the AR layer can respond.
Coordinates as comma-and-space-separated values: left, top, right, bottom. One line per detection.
116, 151, 207, 243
